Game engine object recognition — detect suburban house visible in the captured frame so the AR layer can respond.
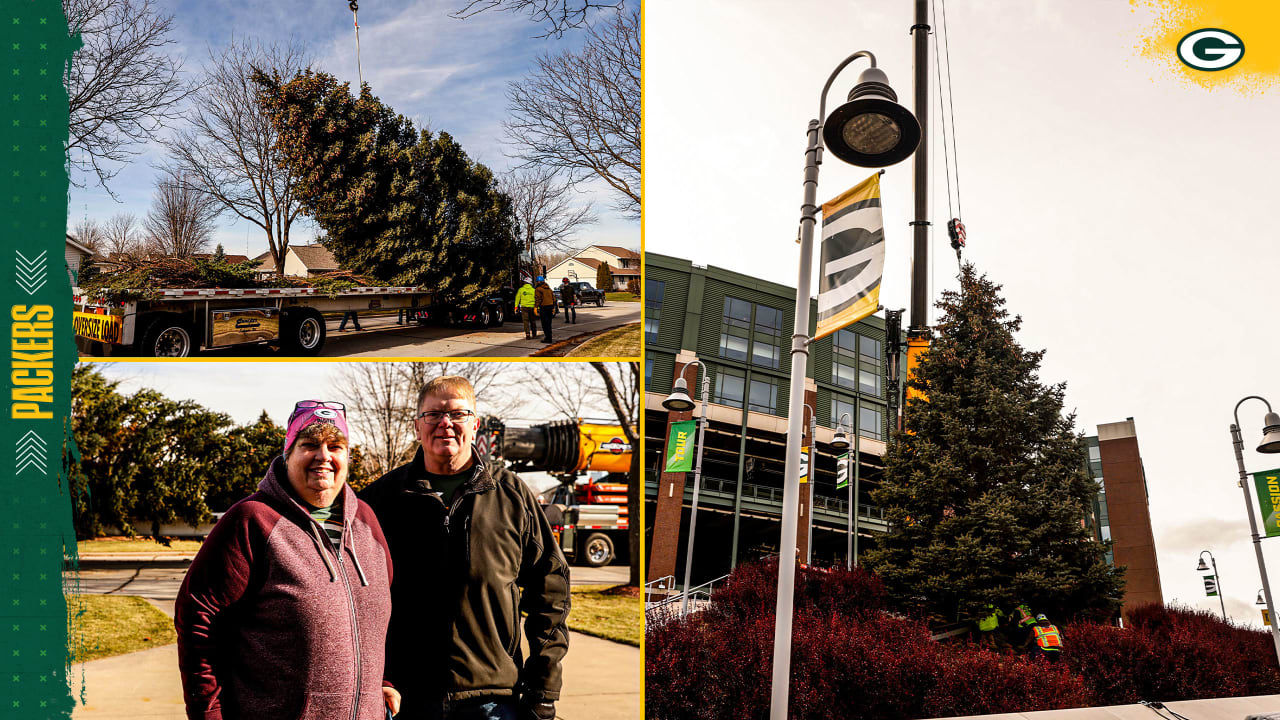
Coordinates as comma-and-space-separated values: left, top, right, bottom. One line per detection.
252, 244, 340, 277
65, 234, 94, 286
545, 245, 641, 291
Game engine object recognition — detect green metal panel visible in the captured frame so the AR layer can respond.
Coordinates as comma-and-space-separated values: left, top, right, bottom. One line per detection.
648, 350, 675, 394
645, 265, 688, 352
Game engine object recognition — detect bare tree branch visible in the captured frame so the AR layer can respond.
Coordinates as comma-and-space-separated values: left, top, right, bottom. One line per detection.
519, 363, 608, 421
163, 38, 311, 277
70, 217, 104, 253
450, 0, 622, 38
143, 170, 221, 257
590, 361, 640, 585
64, 0, 192, 196
500, 166, 595, 263
505, 6, 639, 218
102, 212, 140, 257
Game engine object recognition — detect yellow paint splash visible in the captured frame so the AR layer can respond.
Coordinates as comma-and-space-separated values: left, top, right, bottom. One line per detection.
1131, 0, 1280, 94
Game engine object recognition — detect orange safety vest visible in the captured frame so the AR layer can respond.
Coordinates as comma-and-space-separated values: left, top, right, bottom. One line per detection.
1033, 625, 1062, 651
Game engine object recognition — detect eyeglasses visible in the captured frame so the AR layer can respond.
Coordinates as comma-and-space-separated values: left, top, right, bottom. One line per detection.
290, 400, 346, 422
417, 409, 476, 424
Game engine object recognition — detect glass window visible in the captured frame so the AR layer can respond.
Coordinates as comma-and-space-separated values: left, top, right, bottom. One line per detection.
831, 396, 856, 429
645, 279, 665, 345
719, 333, 749, 361
645, 356, 654, 390
714, 368, 745, 408
859, 368, 881, 395
1087, 444, 1101, 462
860, 336, 882, 364
752, 305, 783, 369
859, 404, 883, 441
748, 378, 777, 414
724, 297, 751, 328
832, 329, 859, 391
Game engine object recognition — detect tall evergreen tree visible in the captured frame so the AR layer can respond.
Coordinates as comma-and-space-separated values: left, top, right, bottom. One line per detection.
254, 70, 520, 303
864, 264, 1123, 623
596, 262, 613, 292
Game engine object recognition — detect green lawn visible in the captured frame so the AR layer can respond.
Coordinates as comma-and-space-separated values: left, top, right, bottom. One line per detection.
567, 324, 640, 358
77, 537, 204, 554
567, 584, 642, 646
604, 292, 641, 302
68, 595, 176, 662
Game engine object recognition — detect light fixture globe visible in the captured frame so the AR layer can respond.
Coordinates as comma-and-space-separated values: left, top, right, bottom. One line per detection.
662, 377, 696, 412
831, 428, 850, 452
1196, 557, 1210, 572
1258, 412, 1280, 454
822, 66, 921, 168
1260, 591, 1268, 606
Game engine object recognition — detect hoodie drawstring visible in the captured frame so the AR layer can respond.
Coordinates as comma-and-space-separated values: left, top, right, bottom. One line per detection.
344, 531, 369, 587
307, 521, 337, 582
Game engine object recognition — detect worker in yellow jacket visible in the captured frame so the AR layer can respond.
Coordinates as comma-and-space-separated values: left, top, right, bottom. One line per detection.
515, 279, 537, 339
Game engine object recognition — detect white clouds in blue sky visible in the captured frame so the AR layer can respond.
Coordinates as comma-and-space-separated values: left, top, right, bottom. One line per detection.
67, 0, 635, 257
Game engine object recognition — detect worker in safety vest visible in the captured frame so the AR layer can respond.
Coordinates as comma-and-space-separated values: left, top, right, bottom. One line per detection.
975, 604, 1004, 649
1031, 614, 1063, 663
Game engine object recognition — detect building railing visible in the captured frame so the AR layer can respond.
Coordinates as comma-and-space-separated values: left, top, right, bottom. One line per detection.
646, 475, 885, 521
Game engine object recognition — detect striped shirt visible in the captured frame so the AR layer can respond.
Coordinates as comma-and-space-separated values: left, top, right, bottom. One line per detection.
308, 496, 345, 548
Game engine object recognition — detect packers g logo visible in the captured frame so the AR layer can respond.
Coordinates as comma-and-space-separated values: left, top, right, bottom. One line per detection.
1176, 29, 1244, 71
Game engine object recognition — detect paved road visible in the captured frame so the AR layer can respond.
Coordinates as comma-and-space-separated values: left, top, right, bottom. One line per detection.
68, 562, 638, 719
187, 302, 641, 358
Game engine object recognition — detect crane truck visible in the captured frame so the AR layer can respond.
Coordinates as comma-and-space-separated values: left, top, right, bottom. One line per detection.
478, 417, 634, 567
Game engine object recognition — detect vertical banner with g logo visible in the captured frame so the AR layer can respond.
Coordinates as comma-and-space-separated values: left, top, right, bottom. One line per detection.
1253, 468, 1280, 538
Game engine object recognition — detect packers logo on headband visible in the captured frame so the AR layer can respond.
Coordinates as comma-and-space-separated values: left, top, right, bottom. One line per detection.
312, 408, 340, 420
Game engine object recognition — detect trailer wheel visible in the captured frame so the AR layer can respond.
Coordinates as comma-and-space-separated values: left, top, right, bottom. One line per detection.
139, 317, 195, 357
282, 308, 326, 356
581, 533, 614, 567
596, 295, 605, 307
488, 302, 505, 327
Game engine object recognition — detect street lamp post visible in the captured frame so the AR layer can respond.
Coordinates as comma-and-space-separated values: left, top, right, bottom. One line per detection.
803, 403, 817, 564
661, 360, 711, 616
1229, 395, 1280, 663
832, 412, 861, 569
770, 52, 919, 720
1196, 550, 1226, 621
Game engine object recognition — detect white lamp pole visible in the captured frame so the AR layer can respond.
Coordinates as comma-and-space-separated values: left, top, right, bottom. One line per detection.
662, 360, 710, 616
769, 51, 919, 720
1230, 395, 1280, 663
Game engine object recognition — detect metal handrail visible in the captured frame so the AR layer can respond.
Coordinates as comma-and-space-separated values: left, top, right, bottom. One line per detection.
644, 575, 676, 605
646, 475, 886, 520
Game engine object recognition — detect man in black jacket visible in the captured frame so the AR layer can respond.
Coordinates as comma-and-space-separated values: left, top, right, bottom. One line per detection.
358, 376, 570, 720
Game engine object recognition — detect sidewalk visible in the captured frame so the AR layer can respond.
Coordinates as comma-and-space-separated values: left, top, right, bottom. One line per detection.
70, 632, 639, 720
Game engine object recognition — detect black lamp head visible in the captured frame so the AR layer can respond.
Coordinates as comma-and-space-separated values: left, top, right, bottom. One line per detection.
822, 66, 921, 168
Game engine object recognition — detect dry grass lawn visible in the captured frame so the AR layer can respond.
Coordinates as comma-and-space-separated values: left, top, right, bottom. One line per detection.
68, 595, 176, 662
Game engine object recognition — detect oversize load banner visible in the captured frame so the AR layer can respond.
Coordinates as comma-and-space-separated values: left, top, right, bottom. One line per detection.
664, 420, 697, 473
1254, 468, 1280, 538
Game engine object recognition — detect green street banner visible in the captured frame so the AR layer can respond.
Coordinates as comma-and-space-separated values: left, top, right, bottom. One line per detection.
1204, 575, 1219, 597
1253, 468, 1280, 538
836, 452, 850, 489
664, 420, 697, 473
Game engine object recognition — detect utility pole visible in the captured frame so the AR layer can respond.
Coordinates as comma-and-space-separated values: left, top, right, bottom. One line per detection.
909, 0, 930, 337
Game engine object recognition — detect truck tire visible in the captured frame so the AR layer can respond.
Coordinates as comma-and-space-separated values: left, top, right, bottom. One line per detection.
581, 533, 614, 567
138, 316, 196, 357
281, 308, 326, 356
596, 295, 605, 307
488, 302, 505, 327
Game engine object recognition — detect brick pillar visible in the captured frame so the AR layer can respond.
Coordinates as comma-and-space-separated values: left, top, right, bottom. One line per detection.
646, 355, 698, 588
796, 380, 817, 564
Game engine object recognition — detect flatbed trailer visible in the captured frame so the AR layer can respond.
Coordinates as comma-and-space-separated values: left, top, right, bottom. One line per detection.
72, 285, 511, 357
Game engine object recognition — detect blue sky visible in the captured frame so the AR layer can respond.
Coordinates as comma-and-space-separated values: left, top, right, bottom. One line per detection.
67, 0, 636, 259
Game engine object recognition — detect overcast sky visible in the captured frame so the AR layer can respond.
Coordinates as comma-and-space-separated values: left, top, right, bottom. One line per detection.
647, 0, 1280, 628
67, 0, 636, 258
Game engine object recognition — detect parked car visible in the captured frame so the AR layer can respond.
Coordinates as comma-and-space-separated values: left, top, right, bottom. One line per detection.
553, 281, 606, 307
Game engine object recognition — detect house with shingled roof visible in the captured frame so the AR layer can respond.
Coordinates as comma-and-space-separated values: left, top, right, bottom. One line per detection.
545, 244, 641, 291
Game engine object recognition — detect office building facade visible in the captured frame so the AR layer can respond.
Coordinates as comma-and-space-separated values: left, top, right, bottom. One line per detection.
645, 252, 895, 589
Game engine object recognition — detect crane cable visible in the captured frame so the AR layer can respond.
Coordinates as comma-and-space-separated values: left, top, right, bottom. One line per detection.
931, 0, 966, 272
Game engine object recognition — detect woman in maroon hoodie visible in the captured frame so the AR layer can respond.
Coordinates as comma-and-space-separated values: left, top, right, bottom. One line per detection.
175, 401, 399, 720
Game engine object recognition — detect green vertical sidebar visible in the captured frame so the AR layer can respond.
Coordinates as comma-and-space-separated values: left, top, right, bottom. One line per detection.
0, 2, 81, 719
